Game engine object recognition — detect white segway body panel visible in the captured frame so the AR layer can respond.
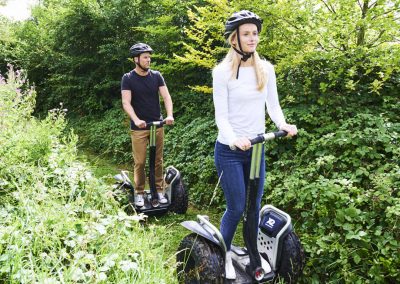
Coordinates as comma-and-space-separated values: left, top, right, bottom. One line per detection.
258, 205, 293, 270
181, 215, 227, 252
164, 166, 179, 184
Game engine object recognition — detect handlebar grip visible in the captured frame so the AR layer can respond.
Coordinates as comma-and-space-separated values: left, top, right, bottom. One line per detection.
274, 130, 288, 138
250, 130, 288, 145
250, 135, 265, 145
231, 130, 290, 150
147, 120, 165, 127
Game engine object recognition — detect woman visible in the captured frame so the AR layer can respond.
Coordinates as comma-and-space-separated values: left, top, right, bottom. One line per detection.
213, 10, 297, 279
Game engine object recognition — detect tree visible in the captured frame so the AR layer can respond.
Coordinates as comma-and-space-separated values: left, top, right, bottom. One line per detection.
15, 0, 145, 114
176, 0, 400, 95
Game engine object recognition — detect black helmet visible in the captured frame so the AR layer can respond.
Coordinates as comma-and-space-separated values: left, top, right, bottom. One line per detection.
224, 10, 263, 39
129, 43, 153, 57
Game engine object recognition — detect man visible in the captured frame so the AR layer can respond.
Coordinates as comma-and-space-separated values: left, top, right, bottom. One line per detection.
121, 43, 174, 207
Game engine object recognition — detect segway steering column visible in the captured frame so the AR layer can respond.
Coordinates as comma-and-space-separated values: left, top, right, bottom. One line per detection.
147, 121, 165, 208
244, 130, 288, 281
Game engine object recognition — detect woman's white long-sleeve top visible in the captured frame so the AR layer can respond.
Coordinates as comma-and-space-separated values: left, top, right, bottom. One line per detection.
212, 60, 286, 146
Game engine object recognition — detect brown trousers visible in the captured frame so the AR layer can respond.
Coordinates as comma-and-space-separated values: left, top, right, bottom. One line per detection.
131, 128, 164, 194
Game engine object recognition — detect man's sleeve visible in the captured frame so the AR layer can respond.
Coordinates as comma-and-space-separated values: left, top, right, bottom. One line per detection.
157, 72, 166, 87
121, 74, 130, 91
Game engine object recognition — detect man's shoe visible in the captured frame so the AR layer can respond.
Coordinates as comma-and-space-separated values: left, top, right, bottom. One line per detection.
158, 192, 168, 204
225, 251, 236, 279
135, 194, 144, 207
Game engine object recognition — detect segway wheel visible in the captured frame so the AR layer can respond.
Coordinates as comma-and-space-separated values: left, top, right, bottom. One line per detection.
110, 185, 134, 214
169, 180, 188, 214
275, 231, 305, 283
176, 233, 224, 284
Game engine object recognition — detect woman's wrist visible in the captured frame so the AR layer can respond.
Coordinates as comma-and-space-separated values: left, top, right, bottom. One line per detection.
279, 123, 298, 137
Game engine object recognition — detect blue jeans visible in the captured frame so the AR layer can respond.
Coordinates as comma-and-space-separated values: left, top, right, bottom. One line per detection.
214, 141, 265, 250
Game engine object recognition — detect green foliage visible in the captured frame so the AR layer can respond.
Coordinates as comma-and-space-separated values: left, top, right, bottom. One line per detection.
173, 0, 230, 94
2, 0, 400, 281
307, 0, 400, 50
175, 0, 400, 91
71, 102, 132, 164
132, 0, 209, 91
5, 0, 211, 115
9, 0, 146, 114
0, 68, 178, 283
265, 114, 399, 282
277, 46, 400, 112
0, 19, 22, 75
164, 116, 221, 207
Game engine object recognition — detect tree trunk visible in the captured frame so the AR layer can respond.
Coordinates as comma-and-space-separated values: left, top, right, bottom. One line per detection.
356, 0, 370, 46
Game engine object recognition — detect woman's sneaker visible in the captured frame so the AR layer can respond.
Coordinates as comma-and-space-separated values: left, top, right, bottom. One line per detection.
225, 251, 236, 279
158, 192, 168, 204
135, 194, 144, 207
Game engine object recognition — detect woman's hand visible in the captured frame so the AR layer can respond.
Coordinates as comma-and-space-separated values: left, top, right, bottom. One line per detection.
279, 123, 298, 137
233, 137, 251, 151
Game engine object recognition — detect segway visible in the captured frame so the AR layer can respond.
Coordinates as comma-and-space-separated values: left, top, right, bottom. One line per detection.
176, 131, 305, 283
113, 120, 188, 215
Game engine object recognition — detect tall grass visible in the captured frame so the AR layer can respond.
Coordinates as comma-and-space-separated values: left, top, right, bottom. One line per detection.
0, 66, 177, 283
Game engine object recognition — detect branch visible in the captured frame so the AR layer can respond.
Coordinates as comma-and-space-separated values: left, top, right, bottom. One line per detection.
368, 0, 378, 9
361, 0, 369, 18
326, 40, 343, 51
369, 41, 384, 48
320, 0, 336, 14
357, 0, 363, 10
367, 30, 385, 48
268, 13, 302, 30
317, 41, 327, 51
371, 8, 400, 20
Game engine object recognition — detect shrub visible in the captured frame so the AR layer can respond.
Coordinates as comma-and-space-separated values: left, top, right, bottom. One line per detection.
0, 67, 177, 283
265, 113, 399, 283
71, 102, 132, 164
164, 116, 222, 207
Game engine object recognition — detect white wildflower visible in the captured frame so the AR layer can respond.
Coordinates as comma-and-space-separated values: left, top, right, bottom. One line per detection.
95, 224, 107, 235
64, 239, 76, 248
43, 277, 58, 284
73, 251, 86, 259
98, 272, 107, 281
119, 260, 138, 272
71, 267, 85, 282
84, 270, 95, 278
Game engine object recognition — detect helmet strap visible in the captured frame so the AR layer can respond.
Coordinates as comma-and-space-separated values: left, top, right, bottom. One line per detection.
233, 28, 253, 79
136, 54, 149, 72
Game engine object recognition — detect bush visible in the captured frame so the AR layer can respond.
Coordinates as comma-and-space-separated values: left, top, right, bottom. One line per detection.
277, 47, 400, 130
265, 113, 399, 283
71, 102, 132, 164
164, 116, 222, 207
0, 67, 177, 283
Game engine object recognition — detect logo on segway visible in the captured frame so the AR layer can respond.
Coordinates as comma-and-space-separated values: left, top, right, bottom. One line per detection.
260, 212, 286, 237
266, 217, 275, 228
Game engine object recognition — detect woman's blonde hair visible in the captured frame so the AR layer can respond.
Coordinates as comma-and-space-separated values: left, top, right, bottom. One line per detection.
219, 30, 267, 91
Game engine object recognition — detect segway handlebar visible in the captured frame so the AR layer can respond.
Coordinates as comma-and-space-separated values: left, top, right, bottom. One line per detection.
249, 130, 288, 145
147, 120, 165, 127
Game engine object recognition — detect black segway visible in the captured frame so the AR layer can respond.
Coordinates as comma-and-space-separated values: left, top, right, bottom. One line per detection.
176, 131, 305, 283
113, 120, 188, 215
